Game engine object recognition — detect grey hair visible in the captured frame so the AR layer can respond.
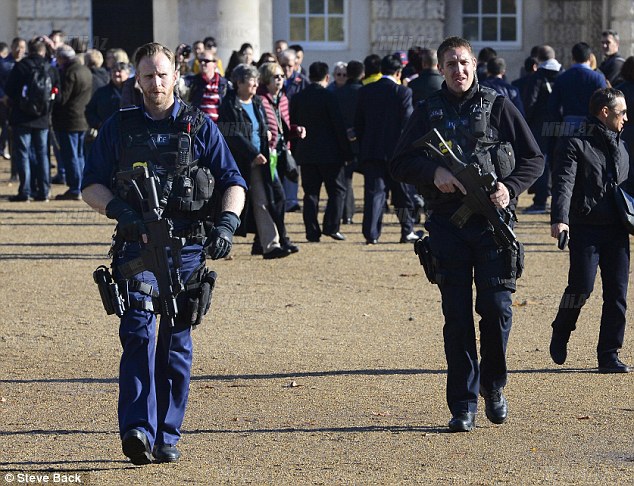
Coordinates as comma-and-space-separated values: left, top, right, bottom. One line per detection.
333, 61, 347, 72
56, 44, 76, 60
231, 63, 259, 85
278, 49, 296, 64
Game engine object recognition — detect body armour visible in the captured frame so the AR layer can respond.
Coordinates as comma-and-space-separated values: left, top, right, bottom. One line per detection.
114, 103, 215, 222
421, 85, 515, 200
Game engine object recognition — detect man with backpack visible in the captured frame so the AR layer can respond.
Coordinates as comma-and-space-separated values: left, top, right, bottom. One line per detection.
4, 38, 58, 202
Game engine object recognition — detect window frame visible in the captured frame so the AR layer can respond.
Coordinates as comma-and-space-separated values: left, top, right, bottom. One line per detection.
462, 0, 523, 50
287, 0, 349, 51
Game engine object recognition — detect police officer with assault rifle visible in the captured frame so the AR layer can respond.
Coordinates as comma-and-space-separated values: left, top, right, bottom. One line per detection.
391, 36, 544, 432
82, 43, 246, 464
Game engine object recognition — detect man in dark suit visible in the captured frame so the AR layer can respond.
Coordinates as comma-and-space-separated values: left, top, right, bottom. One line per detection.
354, 55, 417, 244
408, 48, 443, 104
290, 62, 352, 242
334, 60, 364, 224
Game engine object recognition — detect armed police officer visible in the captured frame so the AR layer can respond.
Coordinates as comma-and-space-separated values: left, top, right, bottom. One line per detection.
82, 43, 246, 464
391, 37, 543, 432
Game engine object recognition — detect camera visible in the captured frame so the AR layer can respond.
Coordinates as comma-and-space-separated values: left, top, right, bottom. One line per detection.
181, 44, 191, 58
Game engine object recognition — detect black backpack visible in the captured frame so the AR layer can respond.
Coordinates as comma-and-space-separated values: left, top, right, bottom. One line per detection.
19, 61, 53, 117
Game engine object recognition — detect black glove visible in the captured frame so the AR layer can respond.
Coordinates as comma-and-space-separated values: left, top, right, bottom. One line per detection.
205, 211, 240, 260
105, 197, 146, 242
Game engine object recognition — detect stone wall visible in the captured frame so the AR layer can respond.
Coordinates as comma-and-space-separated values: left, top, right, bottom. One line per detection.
16, 0, 90, 41
543, 0, 634, 67
370, 0, 445, 54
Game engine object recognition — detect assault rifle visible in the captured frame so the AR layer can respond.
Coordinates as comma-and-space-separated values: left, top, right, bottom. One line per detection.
414, 128, 519, 250
116, 165, 185, 327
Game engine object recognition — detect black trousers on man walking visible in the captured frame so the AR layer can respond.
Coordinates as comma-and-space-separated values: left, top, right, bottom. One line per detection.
301, 163, 346, 241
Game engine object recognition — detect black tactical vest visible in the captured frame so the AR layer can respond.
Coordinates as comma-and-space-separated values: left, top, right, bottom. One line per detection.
424, 85, 515, 184
114, 103, 215, 222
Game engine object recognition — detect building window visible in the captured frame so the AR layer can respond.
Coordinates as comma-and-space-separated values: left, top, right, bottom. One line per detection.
462, 0, 521, 48
289, 0, 347, 49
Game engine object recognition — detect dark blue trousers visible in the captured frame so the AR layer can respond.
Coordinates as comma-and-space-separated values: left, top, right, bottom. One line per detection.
427, 214, 515, 415
552, 223, 629, 365
114, 242, 205, 447
361, 160, 414, 241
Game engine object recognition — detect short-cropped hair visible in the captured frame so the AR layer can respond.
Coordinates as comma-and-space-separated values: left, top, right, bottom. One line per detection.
309, 61, 329, 82
602, 29, 619, 42
438, 37, 474, 66
56, 44, 76, 61
589, 87, 624, 116
381, 54, 402, 75
346, 60, 364, 80
537, 45, 555, 62
231, 63, 259, 85
487, 57, 506, 76
572, 42, 592, 64
134, 42, 175, 70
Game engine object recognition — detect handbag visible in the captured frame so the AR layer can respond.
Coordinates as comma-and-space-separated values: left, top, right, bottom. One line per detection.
279, 147, 299, 183
613, 184, 634, 234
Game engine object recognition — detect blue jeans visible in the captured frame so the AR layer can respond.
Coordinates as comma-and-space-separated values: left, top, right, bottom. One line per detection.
13, 126, 49, 199
56, 130, 85, 194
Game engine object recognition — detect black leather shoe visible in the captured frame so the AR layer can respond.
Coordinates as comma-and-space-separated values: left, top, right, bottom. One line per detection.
306, 236, 320, 243
480, 387, 508, 424
251, 241, 263, 255
342, 218, 353, 224
366, 239, 378, 245
55, 190, 82, 201
325, 231, 346, 241
8, 194, 30, 202
121, 428, 153, 465
282, 241, 300, 253
263, 247, 291, 259
152, 443, 181, 463
598, 359, 631, 374
448, 412, 475, 432
550, 330, 570, 365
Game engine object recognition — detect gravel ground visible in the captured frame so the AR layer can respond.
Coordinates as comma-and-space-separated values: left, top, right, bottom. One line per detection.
0, 159, 632, 485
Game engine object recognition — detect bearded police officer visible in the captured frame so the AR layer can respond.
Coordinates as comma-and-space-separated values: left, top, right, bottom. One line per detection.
82, 43, 246, 464
391, 37, 544, 432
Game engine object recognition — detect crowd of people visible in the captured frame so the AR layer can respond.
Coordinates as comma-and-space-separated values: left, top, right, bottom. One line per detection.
2, 31, 633, 245
1, 30, 632, 455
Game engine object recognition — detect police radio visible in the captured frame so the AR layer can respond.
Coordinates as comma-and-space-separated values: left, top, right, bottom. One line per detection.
470, 97, 486, 138
177, 132, 192, 167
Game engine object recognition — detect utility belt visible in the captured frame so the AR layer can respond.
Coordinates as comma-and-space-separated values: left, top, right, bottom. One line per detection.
414, 234, 524, 290
93, 261, 217, 328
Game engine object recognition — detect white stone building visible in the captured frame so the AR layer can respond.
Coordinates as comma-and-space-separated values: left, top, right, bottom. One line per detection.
0, 0, 632, 80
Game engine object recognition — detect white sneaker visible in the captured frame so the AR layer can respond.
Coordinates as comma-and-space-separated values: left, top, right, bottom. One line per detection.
2, 149, 10, 160
400, 230, 424, 243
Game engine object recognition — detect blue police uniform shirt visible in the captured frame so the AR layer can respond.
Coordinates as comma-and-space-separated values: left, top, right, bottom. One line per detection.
82, 97, 247, 195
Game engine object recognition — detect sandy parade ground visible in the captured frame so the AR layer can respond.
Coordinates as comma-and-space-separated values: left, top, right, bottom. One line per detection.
0, 157, 632, 485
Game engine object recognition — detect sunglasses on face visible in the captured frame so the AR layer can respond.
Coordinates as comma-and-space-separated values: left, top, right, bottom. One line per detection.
200, 59, 217, 64
273, 74, 285, 79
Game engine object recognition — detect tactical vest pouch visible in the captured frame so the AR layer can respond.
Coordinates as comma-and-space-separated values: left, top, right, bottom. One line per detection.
414, 236, 437, 284
179, 264, 217, 327
93, 265, 125, 317
491, 142, 515, 180
166, 166, 215, 215
514, 241, 525, 279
